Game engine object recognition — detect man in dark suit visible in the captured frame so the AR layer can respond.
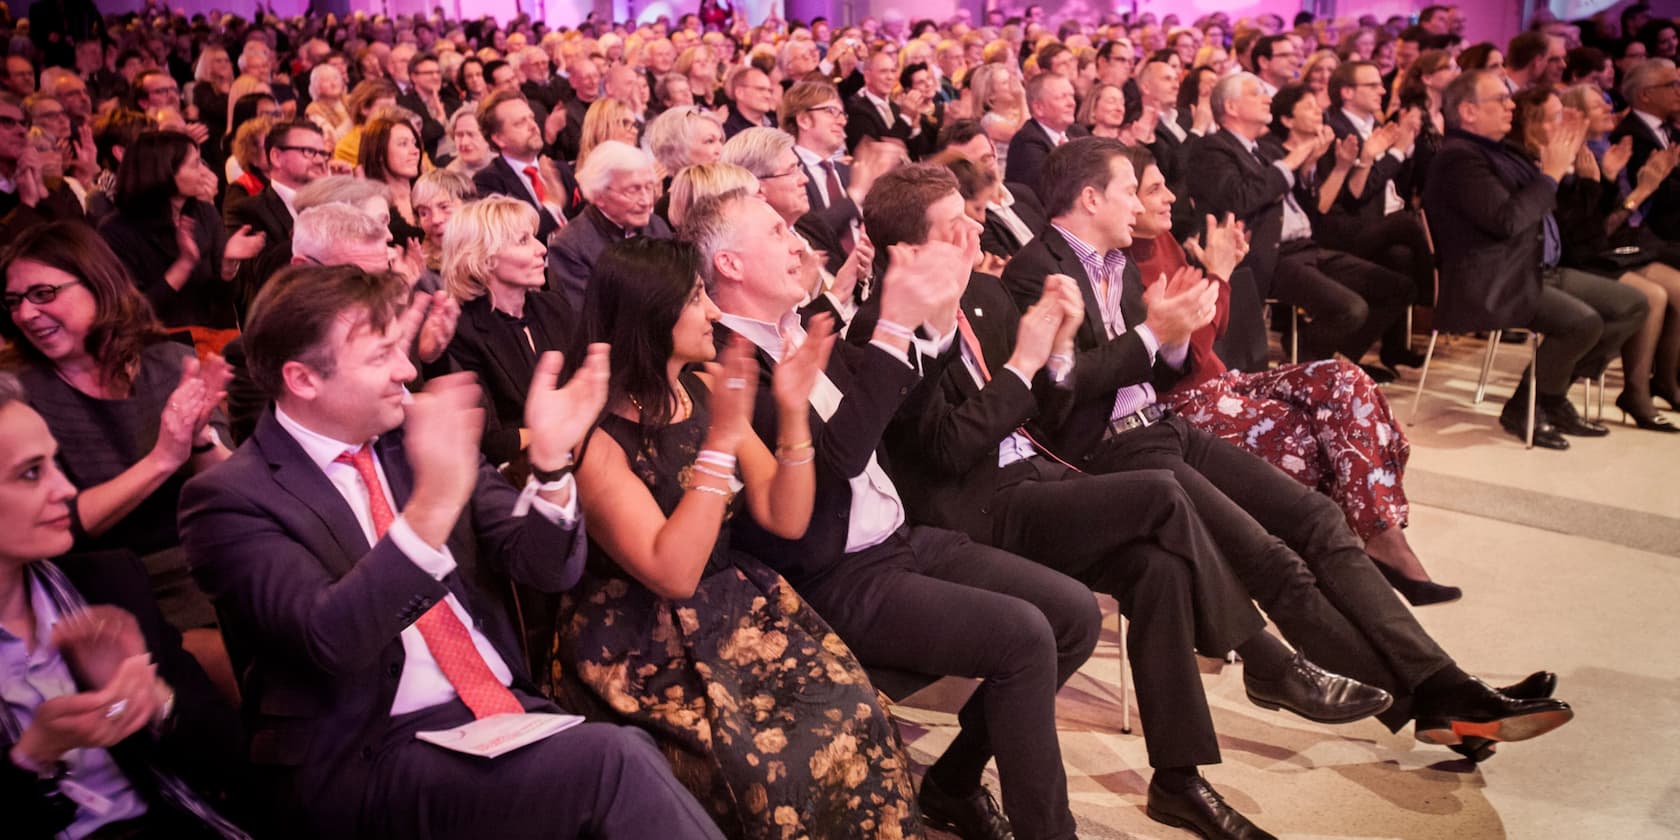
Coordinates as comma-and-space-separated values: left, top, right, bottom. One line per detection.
867, 166, 1390, 840
473, 89, 578, 243
1187, 73, 1408, 375
784, 80, 851, 212
1612, 58, 1680, 240
396, 53, 460, 161
844, 48, 918, 153
688, 189, 1100, 840
1003, 136, 1574, 771
1427, 69, 1647, 448
941, 119, 1048, 258
721, 66, 777, 138
1003, 72, 1089, 199
177, 266, 722, 839
547, 55, 599, 163
546, 141, 673, 312
225, 120, 328, 320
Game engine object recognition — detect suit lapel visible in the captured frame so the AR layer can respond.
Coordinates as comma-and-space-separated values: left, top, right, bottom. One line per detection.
256, 413, 371, 577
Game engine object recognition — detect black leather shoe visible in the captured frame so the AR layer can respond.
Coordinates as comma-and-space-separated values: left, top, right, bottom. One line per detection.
1498, 671, 1558, 700
1381, 348, 1428, 369
1359, 363, 1398, 384
1542, 398, 1610, 437
1413, 676, 1574, 746
1147, 775, 1278, 840
1499, 409, 1569, 450
1245, 653, 1393, 724
918, 776, 1013, 840
1448, 737, 1498, 763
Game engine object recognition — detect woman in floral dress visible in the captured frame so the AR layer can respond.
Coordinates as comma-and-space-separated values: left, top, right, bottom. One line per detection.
550, 238, 923, 839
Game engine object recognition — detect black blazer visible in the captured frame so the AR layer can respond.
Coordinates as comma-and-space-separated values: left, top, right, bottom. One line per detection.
1183, 128, 1292, 299
545, 205, 674, 313
1003, 120, 1090, 200
1421, 130, 1558, 333
396, 90, 461, 159
722, 105, 774, 139
1317, 108, 1411, 247
844, 91, 913, 153
999, 226, 1186, 461
444, 290, 575, 465
883, 273, 1076, 542
1, 551, 247, 838
980, 182, 1048, 258
717, 325, 921, 585
223, 185, 295, 319
100, 199, 236, 330
177, 411, 587, 833
1609, 111, 1680, 240
472, 155, 576, 243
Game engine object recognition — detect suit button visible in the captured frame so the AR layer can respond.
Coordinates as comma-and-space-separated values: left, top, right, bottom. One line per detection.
418, 598, 433, 609
387, 663, 401, 678
980, 506, 989, 514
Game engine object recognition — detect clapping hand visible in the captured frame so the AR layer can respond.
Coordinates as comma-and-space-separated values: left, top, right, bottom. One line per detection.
1141, 265, 1218, 347
173, 214, 202, 268
152, 354, 227, 468
224, 224, 267, 263
1635, 144, 1680, 192
1183, 213, 1249, 281
14, 654, 161, 765
524, 345, 610, 471
55, 606, 148, 690
404, 372, 486, 534
1601, 135, 1634, 182
1009, 276, 1071, 376
1332, 133, 1360, 169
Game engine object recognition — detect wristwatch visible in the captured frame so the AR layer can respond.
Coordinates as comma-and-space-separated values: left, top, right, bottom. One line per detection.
530, 452, 576, 485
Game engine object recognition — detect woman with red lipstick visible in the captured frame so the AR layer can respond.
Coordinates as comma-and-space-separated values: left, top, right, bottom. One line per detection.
550, 237, 925, 838
0, 370, 249, 837
1, 222, 233, 632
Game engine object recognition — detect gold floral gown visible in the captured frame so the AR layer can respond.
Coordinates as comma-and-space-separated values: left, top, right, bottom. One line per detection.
550, 378, 923, 840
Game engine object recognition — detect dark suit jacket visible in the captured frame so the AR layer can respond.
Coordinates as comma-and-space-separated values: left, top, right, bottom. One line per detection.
444, 290, 575, 465
843, 91, 920, 154
716, 325, 921, 585
800, 154, 851, 212
545, 205, 673, 313
100, 199, 236, 329
472, 155, 576, 243
1421, 129, 1558, 333
1609, 111, 1680, 240
980, 182, 1048, 258
177, 412, 587, 833
1, 551, 247, 838
223, 185, 294, 320
882, 273, 1076, 542
0, 181, 85, 242
1318, 108, 1412, 247
722, 106, 774, 139
999, 226, 1187, 461
1184, 128, 1292, 299
396, 90, 461, 159
1002, 120, 1090, 200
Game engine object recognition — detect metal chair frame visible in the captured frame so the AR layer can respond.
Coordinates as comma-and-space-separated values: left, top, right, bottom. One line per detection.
1409, 329, 1542, 449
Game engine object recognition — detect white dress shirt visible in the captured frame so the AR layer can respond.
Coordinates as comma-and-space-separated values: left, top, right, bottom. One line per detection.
988, 187, 1037, 249
794, 144, 843, 208
1338, 107, 1407, 215
273, 407, 575, 715
1634, 109, 1670, 149
1228, 129, 1314, 243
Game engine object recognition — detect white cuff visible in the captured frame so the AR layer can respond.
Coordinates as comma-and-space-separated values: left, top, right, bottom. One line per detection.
389, 515, 458, 580
513, 474, 580, 524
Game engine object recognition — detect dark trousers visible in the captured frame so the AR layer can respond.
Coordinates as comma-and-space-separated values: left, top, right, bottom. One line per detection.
1082, 417, 1454, 730
360, 697, 724, 840
989, 461, 1266, 769
1327, 211, 1435, 353
1523, 268, 1650, 397
1273, 240, 1412, 363
799, 526, 1100, 840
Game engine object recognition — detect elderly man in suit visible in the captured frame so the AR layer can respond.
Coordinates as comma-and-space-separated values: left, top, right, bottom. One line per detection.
844, 48, 920, 153
472, 89, 579, 242
178, 265, 722, 839
225, 119, 329, 318
544, 140, 673, 313
684, 188, 1100, 840
1426, 69, 1647, 448
1003, 72, 1089, 199
1612, 58, 1680, 240
1002, 136, 1573, 773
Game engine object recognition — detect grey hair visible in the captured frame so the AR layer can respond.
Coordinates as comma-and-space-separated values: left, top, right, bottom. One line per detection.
292, 202, 388, 261
668, 162, 759, 228
1210, 72, 1259, 126
308, 63, 344, 101
0, 370, 24, 409
719, 126, 794, 179
679, 187, 755, 289
412, 167, 477, 207
237, 42, 272, 73
293, 174, 392, 213
1624, 58, 1677, 106
575, 140, 657, 202
642, 105, 723, 172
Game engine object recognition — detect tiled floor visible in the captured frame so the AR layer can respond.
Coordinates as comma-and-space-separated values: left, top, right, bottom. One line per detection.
891, 337, 1680, 839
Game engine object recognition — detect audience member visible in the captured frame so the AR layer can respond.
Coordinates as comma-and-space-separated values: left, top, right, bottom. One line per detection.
1004, 71, 1087, 193
474, 89, 578, 239
547, 140, 671, 312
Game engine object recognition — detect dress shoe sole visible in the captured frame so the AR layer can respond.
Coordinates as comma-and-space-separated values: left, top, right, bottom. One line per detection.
1147, 803, 1222, 839
1245, 687, 1394, 724
1415, 706, 1574, 745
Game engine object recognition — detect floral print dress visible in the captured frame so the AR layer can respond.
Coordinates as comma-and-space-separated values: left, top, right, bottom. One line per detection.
550, 377, 923, 840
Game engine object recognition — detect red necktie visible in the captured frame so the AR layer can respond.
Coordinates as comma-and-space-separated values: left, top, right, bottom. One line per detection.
821, 160, 844, 209
522, 165, 547, 206
954, 311, 1082, 473
336, 448, 525, 719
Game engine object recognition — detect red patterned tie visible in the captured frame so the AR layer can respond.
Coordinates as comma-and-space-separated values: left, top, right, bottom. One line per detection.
336, 448, 525, 719
522, 164, 547, 206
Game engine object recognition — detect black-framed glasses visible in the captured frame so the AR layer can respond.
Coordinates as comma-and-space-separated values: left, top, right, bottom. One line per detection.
278, 145, 330, 160
806, 104, 846, 117
4, 280, 82, 311
0, 114, 27, 130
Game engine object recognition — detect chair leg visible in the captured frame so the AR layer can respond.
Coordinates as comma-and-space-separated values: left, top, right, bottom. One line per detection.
1526, 333, 1540, 449
1409, 330, 1440, 424
1597, 371, 1607, 421
1117, 616, 1132, 734
1475, 330, 1502, 404
1289, 307, 1300, 365
1404, 306, 1414, 352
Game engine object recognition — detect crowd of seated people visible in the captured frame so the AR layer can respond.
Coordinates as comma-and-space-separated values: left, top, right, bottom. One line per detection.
25, 0, 1680, 836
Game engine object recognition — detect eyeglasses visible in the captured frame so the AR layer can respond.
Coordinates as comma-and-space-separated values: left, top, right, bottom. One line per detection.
145, 85, 180, 96
760, 165, 803, 180
806, 104, 846, 117
4, 280, 82, 311
277, 145, 330, 160
258, 108, 284, 120
0, 114, 27, 129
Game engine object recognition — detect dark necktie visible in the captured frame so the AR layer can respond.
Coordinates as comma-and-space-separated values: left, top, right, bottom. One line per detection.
821, 160, 844, 209
953, 311, 1081, 472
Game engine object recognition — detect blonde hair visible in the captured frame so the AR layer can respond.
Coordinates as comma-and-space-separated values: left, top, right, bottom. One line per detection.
968, 63, 1024, 120
441, 196, 542, 301
668, 162, 758, 228
578, 97, 638, 168
232, 115, 277, 174
642, 105, 724, 174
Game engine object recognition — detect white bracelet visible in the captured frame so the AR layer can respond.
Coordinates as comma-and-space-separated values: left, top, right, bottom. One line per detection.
875, 319, 916, 341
